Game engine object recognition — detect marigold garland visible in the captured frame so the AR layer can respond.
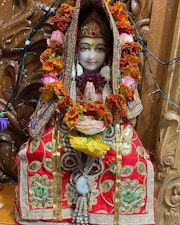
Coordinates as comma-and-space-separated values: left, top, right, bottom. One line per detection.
120, 54, 141, 81
38, 0, 143, 131
50, 3, 75, 32
40, 80, 67, 97
63, 103, 85, 130
121, 42, 142, 56
40, 48, 64, 75
83, 102, 113, 128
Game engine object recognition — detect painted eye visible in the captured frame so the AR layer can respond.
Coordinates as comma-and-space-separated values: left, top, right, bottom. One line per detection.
80, 46, 89, 51
79, 44, 90, 51
96, 47, 105, 52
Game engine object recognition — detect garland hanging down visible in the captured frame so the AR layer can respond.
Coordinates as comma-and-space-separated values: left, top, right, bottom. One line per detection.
38, 1, 142, 132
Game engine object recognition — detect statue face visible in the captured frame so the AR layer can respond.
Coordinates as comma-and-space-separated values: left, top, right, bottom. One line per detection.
78, 37, 106, 72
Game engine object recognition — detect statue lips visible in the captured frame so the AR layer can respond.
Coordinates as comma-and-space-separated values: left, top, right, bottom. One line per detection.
86, 61, 97, 65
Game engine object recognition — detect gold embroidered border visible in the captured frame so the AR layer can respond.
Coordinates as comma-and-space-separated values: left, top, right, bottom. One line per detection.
52, 118, 62, 220
63, 0, 81, 90
103, 1, 121, 94
113, 124, 123, 225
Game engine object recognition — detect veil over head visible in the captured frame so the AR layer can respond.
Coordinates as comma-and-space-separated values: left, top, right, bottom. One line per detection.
63, 0, 121, 94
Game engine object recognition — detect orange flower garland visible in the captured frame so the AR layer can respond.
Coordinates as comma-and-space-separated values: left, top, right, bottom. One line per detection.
83, 102, 113, 129
38, 0, 143, 131
120, 54, 141, 81
105, 94, 128, 122
63, 103, 85, 130
107, 1, 142, 83
40, 48, 64, 75
0, 1, 144, 132
105, 1, 142, 121
57, 3, 75, 18
108, 2, 135, 34
40, 80, 67, 98
50, 3, 75, 32
121, 42, 142, 55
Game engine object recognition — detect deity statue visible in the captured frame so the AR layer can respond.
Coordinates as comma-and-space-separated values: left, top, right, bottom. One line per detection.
15, 1, 155, 225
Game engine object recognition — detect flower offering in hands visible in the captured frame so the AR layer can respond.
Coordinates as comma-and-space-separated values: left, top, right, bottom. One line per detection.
75, 116, 105, 135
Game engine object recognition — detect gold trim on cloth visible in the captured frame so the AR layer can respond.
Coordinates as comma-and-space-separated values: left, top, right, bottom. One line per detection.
63, 0, 81, 90
52, 118, 62, 220
103, 3, 121, 94
113, 124, 123, 225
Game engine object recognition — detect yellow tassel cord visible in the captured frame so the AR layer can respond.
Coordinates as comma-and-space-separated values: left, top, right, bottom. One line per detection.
52, 118, 62, 220
113, 124, 123, 225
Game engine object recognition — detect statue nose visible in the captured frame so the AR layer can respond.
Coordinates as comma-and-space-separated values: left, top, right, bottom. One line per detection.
89, 49, 96, 59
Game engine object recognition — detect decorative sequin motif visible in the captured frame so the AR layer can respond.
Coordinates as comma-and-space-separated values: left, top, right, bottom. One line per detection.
29, 101, 56, 138
100, 179, 114, 193
65, 177, 100, 211
123, 125, 133, 139
120, 179, 145, 214
108, 162, 117, 174
121, 165, 134, 177
28, 161, 42, 172
88, 180, 100, 210
102, 123, 117, 149
61, 152, 78, 171
44, 141, 53, 152
29, 174, 53, 209
122, 140, 132, 156
65, 183, 79, 205
43, 158, 52, 172
136, 162, 146, 175
29, 139, 40, 153
136, 146, 145, 157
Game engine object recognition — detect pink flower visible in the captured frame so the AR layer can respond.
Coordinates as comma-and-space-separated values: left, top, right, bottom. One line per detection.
75, 116, 105, 135
120, 33, 134, 44
122, 76, 137, 88
47, 30, 65, 46
41, 73, 59, 85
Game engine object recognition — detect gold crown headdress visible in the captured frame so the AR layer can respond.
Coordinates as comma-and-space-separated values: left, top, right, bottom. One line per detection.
78, 10, 110, 43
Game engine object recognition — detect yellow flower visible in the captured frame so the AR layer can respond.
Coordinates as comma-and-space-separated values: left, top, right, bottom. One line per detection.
68, 134, 110, 157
